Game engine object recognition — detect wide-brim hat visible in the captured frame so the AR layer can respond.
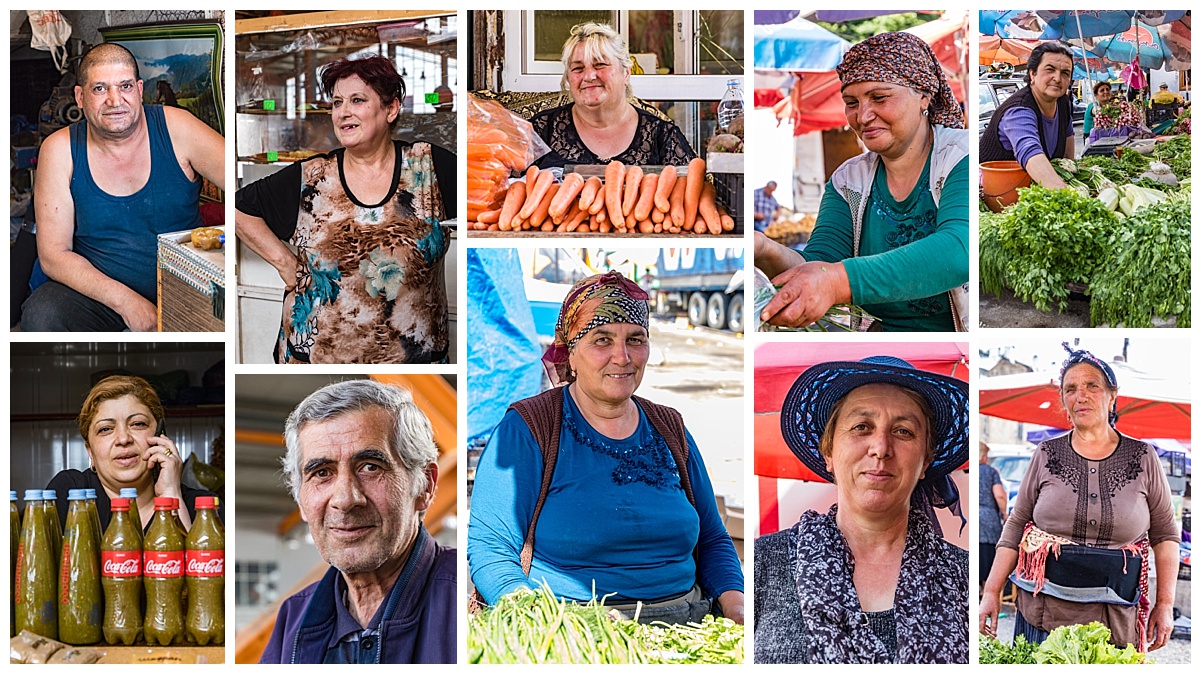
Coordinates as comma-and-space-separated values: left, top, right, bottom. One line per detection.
780, 355, 969, 484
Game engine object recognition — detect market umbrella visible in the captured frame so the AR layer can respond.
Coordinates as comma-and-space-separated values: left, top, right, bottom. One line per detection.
754, 10, 799, 26
980, 10, 1044, 38
812, 10, 921, 23
979, 364, 1191, 440
1036, 10, 1189, 39
754, 14, 850, 72
979, 35, 1038, 65
1082, 21, 1172, 69
1157, 18, 1191, 71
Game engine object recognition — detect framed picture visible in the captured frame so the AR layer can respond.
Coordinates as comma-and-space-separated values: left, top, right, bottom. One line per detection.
101, 21, 224, 134
102, 21, 224, 202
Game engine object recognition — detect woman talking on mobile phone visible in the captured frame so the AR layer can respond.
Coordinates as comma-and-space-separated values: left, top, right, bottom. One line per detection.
45, 375, 216, 533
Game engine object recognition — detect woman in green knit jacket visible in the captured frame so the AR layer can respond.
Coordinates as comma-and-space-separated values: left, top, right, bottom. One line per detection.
755, 32, 968, 332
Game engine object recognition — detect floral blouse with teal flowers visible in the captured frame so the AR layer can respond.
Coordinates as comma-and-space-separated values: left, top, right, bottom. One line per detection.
235, 140, 456, 363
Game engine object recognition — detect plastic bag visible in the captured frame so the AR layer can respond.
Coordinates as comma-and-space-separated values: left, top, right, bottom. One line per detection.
27, 10, 71, 74
466, 94, 551, 217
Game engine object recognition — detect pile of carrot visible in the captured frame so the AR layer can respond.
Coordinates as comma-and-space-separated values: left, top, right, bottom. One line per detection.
466, 95, 539, 222
468, 158, 735, 234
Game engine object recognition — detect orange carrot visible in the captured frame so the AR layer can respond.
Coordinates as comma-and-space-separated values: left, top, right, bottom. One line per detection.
564, 203, 589, 232
720, 213, 735, 232
527, 183, 559, 229
669, 177, 687, 229
654, 165, 677, 213
683, 158, 706, 232
637, 219, 654, 233
519, 170, 555, 221
497, 181, 525, 231
477, 208, 501, 224
699, 181, 721, 235
651, 208, 664, 224
634, 173, 658, 221
549, 173, 584, 222
621, 166, 643, 217
605, 160, 626, 226
577, 176, 603, 212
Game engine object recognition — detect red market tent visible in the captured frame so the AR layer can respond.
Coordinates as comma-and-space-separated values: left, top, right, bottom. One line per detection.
754, 341, 969, 480
979, 365, 1191, 440
906, 11, 970, 104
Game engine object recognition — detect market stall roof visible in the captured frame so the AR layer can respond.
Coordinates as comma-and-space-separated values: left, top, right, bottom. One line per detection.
754, 15, 850, 72
979, 35, 1038, 65
1080, 21, 1174, 69
979, 365, 1191, 440
905, 10, 969, 103
1035, 10, 1189, 39
811, 10, 923, 23
755, 342, 969, 481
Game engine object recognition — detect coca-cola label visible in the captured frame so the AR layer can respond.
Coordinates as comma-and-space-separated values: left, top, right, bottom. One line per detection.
185, 549, 225, 577
101, 550, 142, 577
144, 550, 184, 578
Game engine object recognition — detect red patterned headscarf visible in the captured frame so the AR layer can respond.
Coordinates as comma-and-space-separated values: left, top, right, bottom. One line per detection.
836, 31, 966, 130
542, 271, 649, 386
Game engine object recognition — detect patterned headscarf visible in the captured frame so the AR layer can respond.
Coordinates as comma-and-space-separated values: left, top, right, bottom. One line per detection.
836, 31, 966, 130
542, 271, 650, 386
1059, 342, 1120, 425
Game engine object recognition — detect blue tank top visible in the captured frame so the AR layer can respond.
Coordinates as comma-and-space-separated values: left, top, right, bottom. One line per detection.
69, 104, 203, 302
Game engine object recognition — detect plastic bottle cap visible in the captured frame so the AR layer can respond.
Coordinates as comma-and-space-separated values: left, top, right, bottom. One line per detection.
23, 489, 42, 501
42, 490, 57, 499
86, 489, 98, 499
119, 488, 139, 498
68, 489, 88, 500
195, 496, 217, 509
153, 497, 175, 509
10, 491, 17, 500
110, 498, 131, 510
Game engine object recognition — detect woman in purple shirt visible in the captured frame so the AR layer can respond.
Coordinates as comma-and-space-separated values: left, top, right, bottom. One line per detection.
979, 42, 1075, 190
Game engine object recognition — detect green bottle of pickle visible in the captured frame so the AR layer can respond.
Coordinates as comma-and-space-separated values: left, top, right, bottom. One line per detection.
42, 490, 63, 562
144, 497, 185, 646
85, 489, 103, 551
59, 490, 103, 645
16, 490, 57, 639
119, 488, 142, 533
185, 496, 225, 645
102, 497, 144, 645
11, 491, 20, 637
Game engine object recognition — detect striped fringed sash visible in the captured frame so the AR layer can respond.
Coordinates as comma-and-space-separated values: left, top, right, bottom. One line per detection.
1015, 522, 1152, 652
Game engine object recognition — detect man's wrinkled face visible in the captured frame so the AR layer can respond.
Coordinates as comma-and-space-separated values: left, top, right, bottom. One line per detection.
296, 408, 433, 575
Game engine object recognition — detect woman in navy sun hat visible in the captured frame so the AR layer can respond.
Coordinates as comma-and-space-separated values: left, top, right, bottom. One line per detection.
755, 355, 969, 664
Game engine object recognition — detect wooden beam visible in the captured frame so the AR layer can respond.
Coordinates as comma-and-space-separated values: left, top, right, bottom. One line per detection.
236, 11, 449, 35
236, 428, 283, 447
370, 374, 458, 456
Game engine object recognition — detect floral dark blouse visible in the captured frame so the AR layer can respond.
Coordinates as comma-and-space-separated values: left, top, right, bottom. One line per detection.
237, 141, 450, 364
530, 103, 696, 167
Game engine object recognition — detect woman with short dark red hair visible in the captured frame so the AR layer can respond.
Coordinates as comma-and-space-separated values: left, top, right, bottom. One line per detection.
235, 55, 456, 364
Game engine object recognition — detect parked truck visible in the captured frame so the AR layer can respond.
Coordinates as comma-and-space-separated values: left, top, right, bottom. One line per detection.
653, 248, 744, 332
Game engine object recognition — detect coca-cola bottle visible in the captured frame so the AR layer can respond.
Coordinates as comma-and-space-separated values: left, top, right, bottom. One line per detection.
102, 497, 144, 645
16, 489, 57, 638
185, 496, 225, 645
58, 490, 102, 644
119, 488, 142, 533
144, 497, 185, 645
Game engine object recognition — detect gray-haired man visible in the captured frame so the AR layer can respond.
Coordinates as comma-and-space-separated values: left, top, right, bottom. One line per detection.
260, 380, 455, 664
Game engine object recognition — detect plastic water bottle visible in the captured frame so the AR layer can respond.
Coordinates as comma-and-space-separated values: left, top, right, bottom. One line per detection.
717, 79, 744, 132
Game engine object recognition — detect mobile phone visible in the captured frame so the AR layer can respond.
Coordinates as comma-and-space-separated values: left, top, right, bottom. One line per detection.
155, 419, 166, 436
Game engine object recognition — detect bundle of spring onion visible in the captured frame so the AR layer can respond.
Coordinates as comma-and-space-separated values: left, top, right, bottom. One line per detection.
467, 586, 744, 664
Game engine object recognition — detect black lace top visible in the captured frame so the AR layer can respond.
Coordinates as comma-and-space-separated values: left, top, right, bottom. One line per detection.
530, 103, 697, 168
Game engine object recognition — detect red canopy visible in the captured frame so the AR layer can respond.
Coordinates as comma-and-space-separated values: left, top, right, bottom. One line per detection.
979, 366, 1191, 440
906, 11, 969, 104
754, 341, 969, 481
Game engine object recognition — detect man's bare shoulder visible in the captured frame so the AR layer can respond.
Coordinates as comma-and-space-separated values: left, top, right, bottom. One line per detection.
40, 125, 73, 159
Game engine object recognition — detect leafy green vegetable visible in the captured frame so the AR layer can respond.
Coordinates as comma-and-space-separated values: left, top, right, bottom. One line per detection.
978, 210, 1008, 298
994, 185, 1116, 312
1089, 194, 1191, 328
1119, 148, 1150, 173
468, 586, 744, 664
1033, 621, 1148, 664
979, 634, 1037, 664
1078, 155, 1130, 185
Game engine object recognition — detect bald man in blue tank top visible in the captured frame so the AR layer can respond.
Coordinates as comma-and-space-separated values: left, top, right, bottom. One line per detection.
23, 43, 225, 331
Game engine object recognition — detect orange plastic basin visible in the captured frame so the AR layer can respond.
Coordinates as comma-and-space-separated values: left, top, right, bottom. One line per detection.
980, 160, 1032, 212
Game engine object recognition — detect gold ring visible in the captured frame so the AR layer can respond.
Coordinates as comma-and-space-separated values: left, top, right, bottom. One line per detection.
164, 448, 173, 457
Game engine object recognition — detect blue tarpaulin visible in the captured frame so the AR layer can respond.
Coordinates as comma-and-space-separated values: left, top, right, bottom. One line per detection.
754, 15, 850, 72
466, 249, 543, 444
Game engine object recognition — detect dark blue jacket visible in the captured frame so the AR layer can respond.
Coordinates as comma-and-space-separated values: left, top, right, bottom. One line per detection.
260, 528, 456, 663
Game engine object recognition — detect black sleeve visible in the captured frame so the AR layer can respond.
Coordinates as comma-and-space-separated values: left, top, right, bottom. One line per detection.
46, 469, 89, 531
234, 161, 304, 241
430, 143, 457, 221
